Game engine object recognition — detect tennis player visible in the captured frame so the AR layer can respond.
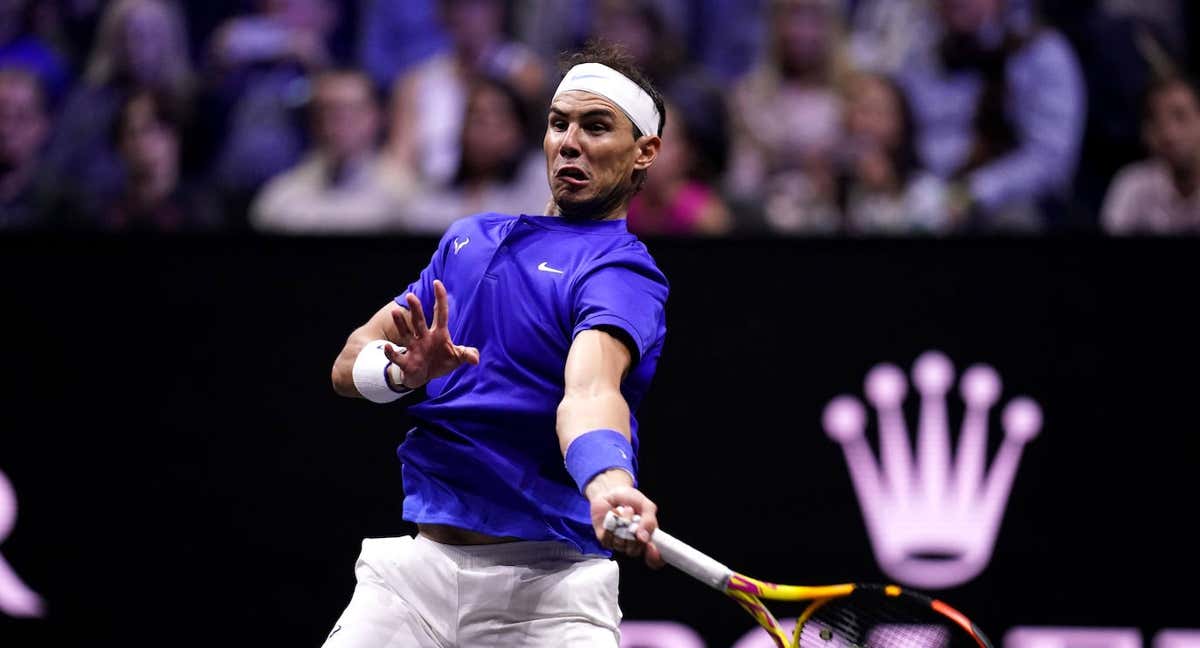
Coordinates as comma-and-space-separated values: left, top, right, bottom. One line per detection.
326, 44, 668, 647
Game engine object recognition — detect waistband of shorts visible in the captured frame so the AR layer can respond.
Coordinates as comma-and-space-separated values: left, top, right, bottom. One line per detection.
415, 534, 594, 569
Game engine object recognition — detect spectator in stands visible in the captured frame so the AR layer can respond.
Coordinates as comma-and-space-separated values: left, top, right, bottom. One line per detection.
726, 0, 848, 233
627, 81, 732, 236
1102, 76, 1200, 234
250, 69, 415, 234
358, 0, 447, 91
0, 0, 71, 104
834, 72, 950, 235
0, 67, 51, 229
43, 0, 193, 216
386, 0, 545, 188
689, 0, 768, 82
406, 74, 549, 234
205, 0, 340, 221
846, 0, 937, 75
99, 89, 219, 231
590, 0, 688, 87
896, 0, 1086, 232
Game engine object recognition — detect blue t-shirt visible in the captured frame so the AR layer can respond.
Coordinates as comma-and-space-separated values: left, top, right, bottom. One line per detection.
395, 213, 669, 556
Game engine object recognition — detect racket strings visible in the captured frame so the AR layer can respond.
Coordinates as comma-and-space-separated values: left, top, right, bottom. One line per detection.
799, 593, 970, 648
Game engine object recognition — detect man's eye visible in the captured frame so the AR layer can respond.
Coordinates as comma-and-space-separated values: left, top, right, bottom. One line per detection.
587, 123, 608, 133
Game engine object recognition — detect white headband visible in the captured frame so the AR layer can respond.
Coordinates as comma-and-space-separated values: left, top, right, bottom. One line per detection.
553, 63, 661, 138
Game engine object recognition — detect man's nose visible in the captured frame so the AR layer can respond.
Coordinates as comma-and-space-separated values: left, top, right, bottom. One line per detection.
558, 124, 581, 158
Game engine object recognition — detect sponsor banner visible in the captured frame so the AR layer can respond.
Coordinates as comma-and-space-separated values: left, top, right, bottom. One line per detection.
0, 238, 1196, 646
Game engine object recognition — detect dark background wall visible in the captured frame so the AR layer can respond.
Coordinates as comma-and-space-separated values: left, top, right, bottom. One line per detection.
0, 236, 1197, 647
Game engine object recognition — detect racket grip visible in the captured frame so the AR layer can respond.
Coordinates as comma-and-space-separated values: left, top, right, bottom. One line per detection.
649, 527, 733, 591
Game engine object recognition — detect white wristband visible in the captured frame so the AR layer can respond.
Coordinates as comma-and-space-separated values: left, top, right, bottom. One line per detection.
351, 340, 412, 404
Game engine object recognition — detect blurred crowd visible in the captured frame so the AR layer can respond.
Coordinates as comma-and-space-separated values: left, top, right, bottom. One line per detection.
0, 0, 1197, 236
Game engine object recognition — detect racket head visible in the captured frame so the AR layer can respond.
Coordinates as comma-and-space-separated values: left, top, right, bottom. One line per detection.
791, 584, 992, 648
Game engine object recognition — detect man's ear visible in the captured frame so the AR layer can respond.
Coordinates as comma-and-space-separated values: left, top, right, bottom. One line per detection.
633, 135, 661, 171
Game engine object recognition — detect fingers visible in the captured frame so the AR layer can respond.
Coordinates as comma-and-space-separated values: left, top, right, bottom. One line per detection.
607, 505, 642, 557
404, 293, 429, 338
644, 541, 665, 570
601, 496, 661, 563
604, 490, 658, 543
391, 305, 414, 341
433, 279, 450, 330
382, 342, 407, 366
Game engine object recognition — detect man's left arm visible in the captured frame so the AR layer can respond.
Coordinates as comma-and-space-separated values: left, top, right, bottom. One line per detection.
557, 328, 664, 568
968, 32, 1086, 213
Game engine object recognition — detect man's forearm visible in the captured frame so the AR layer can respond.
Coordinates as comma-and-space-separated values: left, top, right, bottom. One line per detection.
556, 391, 632, 454
332, 326, 374, 398
331, 304, 410, 398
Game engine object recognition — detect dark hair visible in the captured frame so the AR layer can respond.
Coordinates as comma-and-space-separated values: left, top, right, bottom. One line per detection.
111, 89, 185, 148
557, 40, 667, 139
876, 73, 921, 185
453, 73, 535, 186
663, 75, 729, 182
1141, 75, 1200, 122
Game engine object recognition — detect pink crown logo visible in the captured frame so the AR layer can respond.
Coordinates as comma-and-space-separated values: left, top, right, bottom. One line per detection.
822, 350, 1042, 589
0, 467, 44, 618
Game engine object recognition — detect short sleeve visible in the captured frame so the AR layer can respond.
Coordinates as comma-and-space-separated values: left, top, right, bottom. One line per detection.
570, 247, 669, 364
395, 220, 462, 312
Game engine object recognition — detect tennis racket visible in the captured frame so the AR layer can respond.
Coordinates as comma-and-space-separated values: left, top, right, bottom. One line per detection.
604, 511, 993, 648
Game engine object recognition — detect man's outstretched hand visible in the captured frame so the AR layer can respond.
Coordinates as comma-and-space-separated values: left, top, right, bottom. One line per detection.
384, 279, 480, 389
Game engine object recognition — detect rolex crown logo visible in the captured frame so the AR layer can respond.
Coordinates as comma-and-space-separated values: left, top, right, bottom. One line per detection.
822, 350, 1042, 589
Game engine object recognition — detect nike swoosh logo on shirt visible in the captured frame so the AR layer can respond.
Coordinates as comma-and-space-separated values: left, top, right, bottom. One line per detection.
537, 262, 565, 275
453, 237, 470, 254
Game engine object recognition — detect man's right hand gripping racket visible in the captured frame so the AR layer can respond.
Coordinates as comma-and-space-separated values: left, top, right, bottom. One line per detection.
604, 511, 993, 648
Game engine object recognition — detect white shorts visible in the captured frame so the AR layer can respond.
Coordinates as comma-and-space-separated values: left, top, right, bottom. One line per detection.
322, 535, 622, 647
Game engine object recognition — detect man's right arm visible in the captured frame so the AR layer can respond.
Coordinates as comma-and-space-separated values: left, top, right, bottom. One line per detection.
331, 301, 411, 398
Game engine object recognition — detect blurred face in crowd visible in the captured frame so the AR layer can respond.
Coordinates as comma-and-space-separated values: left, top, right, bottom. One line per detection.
642, 104, 686, 191
441, 0, 504, 47
120, 1, 175, 84
312, 73, 380, 162
262, 0, 335, 33
938, 0, 1004, 34
461, 81, 523, 179
1145, 81, 1200, 173
118, 93, 179, 191
594, 1, 654, 70
0, 72, 48, 171
772, 0, 834, 77
845, 74, 904, 152
545, 90, 659, 219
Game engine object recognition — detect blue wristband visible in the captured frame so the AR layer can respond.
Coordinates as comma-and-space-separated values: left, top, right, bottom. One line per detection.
564, 429, 637, 494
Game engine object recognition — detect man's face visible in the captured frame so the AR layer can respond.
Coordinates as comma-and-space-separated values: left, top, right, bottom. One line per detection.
312, 75, 380, 161
938, 0, 1002, 34
774, 1, 833, 72
441, 0, 503, 45
1146, 83, 1200, 172
543, 90, 649, 217
845, 75, 903, 151
118, 94, 178, 182
461, 83, 522, 176
0, 77, 48, 168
